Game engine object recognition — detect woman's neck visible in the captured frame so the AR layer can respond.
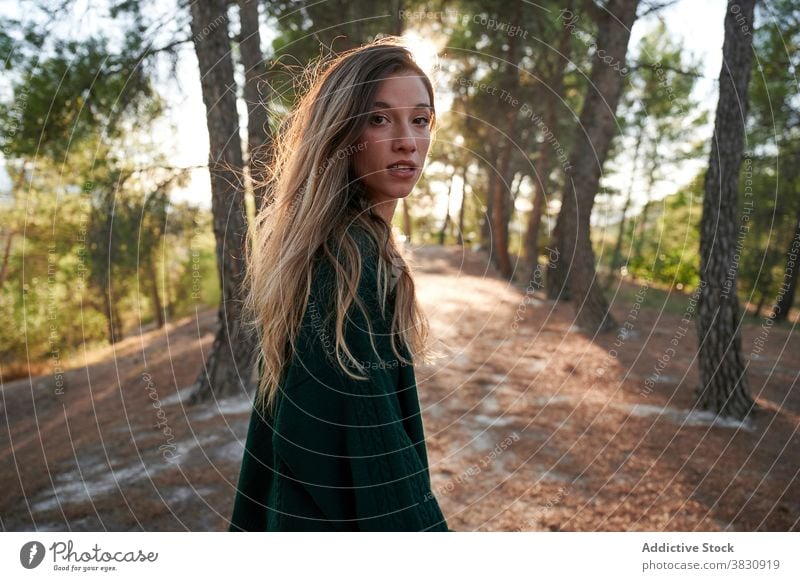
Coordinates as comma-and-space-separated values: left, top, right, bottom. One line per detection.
371, 199, 398, 224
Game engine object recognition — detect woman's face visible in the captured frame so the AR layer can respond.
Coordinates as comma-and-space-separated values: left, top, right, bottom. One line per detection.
351, 71, 433, 212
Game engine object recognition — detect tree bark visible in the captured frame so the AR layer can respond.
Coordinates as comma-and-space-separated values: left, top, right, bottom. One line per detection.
401, 197, 412, 241
549, 0, 640, 331
438, 172, 455, 245
148, 259, 165, 329
771, 206, 800, 322
0, 231, 14, 290
632, 198, 652, 264
237, 0, 273, 214
189, 0, 257, 402
527, 146, 550, 283
103, 283, 116, 344
546, 209, 570, 300
481, 160, 494, 252
457, 164, 467, 246
526, 0, 572, 285
390, 0, 405, 35
489, 5, 521, 280
490, 137, 514, 277
695, 0, 758, 420
753, 288, 768, 318
106, 290, 124, 344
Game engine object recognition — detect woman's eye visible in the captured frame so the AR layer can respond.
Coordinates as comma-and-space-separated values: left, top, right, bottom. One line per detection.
415, 116, 431, 127
371, 114, 388, 125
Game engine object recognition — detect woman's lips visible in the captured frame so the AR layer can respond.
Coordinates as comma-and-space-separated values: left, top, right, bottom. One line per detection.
386, 166, 418, 179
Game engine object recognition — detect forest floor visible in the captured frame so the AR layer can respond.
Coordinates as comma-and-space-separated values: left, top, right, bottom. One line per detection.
2, 243, 798, 531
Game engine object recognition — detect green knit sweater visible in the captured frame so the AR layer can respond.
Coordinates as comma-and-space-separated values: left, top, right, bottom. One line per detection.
229, 228, 450, 531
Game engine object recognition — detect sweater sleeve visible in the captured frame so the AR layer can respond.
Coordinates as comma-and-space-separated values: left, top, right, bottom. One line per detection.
272, 235, 449, 531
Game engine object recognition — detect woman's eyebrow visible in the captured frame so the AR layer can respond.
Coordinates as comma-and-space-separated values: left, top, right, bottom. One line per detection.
372, 100, 433, 109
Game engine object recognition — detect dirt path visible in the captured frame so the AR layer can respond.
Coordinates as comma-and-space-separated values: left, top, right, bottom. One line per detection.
2, 244, 798, 531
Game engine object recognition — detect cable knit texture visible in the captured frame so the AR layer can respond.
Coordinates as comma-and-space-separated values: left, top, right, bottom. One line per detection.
229, 227, 449, 531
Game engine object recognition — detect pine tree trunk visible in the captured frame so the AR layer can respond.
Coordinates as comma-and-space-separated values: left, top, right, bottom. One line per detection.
633, 198, 652, 263
189, 0, 257, 403
549, 0, 640, 331
695, 0, 758, 420
401, 197, 412, 241
438, 173, 454, 245
525, 148, 548, 279
103, 284, 117, 345
490, 138, 514, 278
110, 295, 124, 344
390, 0, 405, 35
457, 164, 467, 246
771, 206, 800, 322
546, 213, 569, 300
526, 0, 572, 286
148, 259, 165, 329
753, 289, 767, 318
490, 5, 521, 280
0, 231, 14, 289
492, 2, 522, 279
481, 164, 493, 252
238, 0, 273, 214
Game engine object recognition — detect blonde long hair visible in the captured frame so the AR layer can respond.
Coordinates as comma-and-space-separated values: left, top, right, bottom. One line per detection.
244, 37, 437, 414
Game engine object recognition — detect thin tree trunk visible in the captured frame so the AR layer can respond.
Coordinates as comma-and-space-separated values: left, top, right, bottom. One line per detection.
113, 301, 124, 342
549, 0, 639, 331
527, 144, 550, 283
771, 206, 800, 321
509, 171, 523, 210
481, 161, 494, 252
607, 126, 645, 287
102, 283, 116, 344
106, 291, 123, 344
438, 172, 455, 245
632, 198, 652, 263
490, 6, 521, 279
527, 0, 572, 285
390, 0, 404, 35
546, 211, 569, 300
0, 231, 14, 289
148, 259, 165, 328
695, 0, 758, 420
238, 0, 273, 214
491, 141, 515, 277
401, 197, 412, 242
753, 288, 767, 318
189, 0, 257, 402
165, 241, 175, 318
457, 164, 467, 246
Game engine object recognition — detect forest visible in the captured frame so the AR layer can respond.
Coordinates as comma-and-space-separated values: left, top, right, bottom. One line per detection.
0, 0, 798, 532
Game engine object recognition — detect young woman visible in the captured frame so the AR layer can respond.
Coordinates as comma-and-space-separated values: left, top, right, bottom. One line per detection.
229, 37, 451, 532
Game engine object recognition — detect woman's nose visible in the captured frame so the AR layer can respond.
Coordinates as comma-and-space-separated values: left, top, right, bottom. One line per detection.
392, 124, 417, 152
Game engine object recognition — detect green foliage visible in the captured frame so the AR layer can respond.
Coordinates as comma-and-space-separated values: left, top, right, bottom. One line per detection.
0, 16, 196, 370
625, 174, 702, 288
736, 0, 800, 315
0, 34, 163, 160
0, 180, 106, 365
264, 0, 408, 110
